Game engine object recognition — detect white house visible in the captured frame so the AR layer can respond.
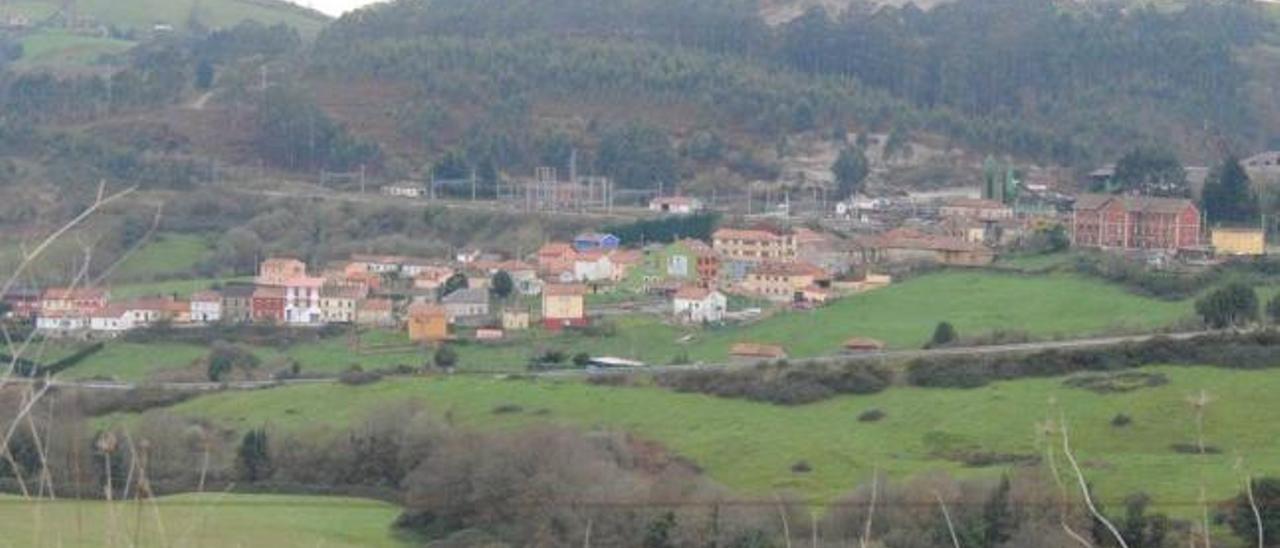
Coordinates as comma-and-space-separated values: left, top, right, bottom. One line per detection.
672, 287, 728, 324
284, 276, 325, 325
90, 306, 135, 335
190, 291, 222, 323
573, 251, 615, 283
649, 196, 705, 215
36, 311, 88, 333
350, 254, 404, 274
382, 183, 426, 198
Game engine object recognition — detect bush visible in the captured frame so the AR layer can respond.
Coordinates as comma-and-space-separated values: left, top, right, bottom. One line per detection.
655, 361, 891, 406
1111, 413, 1133, 427
492, 404, 524, 415
858, 409, 886, 422
586, 373, 630, 386
790, 460, 812, 473
338, 366, 382, 386
1170, 443, 1222, 455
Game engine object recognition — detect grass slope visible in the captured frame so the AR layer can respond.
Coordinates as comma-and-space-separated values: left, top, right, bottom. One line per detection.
156, 366, 1280, 517
9, 0, 328, 34
14, 31, 133, 67
106, 233, 214, 283
58, 270, 1199, 381
0, 493, 405, 547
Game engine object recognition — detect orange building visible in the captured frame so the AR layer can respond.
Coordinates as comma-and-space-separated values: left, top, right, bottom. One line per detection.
406, 303, 449, 343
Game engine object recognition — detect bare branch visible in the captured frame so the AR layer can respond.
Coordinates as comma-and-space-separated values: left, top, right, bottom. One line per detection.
934, 491, 961, 548
1061, 415, 1129, 548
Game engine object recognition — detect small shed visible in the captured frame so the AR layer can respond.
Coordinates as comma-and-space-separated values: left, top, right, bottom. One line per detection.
729, 343, 788, 361
843, 337, 887, 353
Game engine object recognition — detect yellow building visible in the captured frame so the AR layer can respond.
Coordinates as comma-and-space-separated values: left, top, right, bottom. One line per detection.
712, 228, 796, 263
1212, 227, 1265, 256
406, 303, 449, 343
542, 284, 588, 330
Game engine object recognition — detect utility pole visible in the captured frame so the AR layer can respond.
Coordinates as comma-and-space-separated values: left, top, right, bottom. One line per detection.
470, 170, 477, 202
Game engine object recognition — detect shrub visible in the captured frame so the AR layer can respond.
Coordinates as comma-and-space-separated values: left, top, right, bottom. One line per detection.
1170, 443, 1222, 455
433, 345, 459, 370
492, 404, 524, 415
1111, 413, 1133, 427
586, 373, 630, 386
655, 361, 891, 406
572, 353, 591, 368
790, 460, 812, 473
338, 366, 382, 386
927, 321, 957, 349
858, 409, 886, 422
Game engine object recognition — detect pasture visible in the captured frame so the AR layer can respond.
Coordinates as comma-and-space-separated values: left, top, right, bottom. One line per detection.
149, 365, 1280, 517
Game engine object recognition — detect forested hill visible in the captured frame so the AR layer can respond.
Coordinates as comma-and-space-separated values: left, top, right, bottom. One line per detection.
309, 0, 1275, 176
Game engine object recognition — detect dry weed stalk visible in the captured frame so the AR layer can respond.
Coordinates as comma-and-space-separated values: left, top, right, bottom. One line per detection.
1060, 413, 1130, 548
1187, 389, 1213, 548
859, 469, 880, 548
933, 491, 961, 548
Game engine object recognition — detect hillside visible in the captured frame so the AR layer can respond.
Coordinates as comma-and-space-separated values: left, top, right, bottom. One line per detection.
1, 0, 328, 70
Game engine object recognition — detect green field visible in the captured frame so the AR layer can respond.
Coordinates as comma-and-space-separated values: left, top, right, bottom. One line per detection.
15, 31, 134, 68
57, 270, 1203, 381
0, 493, 406, 547
152, 365, 1280, 517
677, 271, 1194, 359
107, 233, 214, 283
8, 0, 328, 35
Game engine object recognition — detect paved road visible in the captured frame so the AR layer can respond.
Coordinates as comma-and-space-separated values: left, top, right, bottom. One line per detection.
2, 329, 1217, 392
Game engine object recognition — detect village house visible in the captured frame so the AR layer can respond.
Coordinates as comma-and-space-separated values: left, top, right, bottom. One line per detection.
251, 286, 286, 324
41, 288, 109, 316
412, 265, 456, 299
258, 257, 307, 286
36, 311, 88, 334
875, 228, 996, 267
672, 286, 728, 324
649, 196, 705, 215
738, 261, 829, 303
502, 310, 531, 331
283, 276, 325, 325
220, 284, 256, 323
713, 228, 797, 264
356, 298, 396, 327
2, 287, 41, 319
406, 303, 449, 343
350, 254, 405, 275
624, 239, 719, 292
89, 305, 134, 335
441, 288, 490, 324
120, 296, 185, 326
542, 283, 588, 330
382, 183, 426, 198
1071, 194, 1201, 252
1212, 227, 1266, 257
573, 250, 616, 282
794, 228, 855, 276
536, 242, 578, 282
573, 233, 621, 253
190, 291, 222, 323
320, 286, 364, 323
939, 198, 1015, 222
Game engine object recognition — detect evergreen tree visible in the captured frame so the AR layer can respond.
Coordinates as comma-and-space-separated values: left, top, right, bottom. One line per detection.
928, 321, 958, 348
491, 270, 514, 300
1202, 156, 1259, 225
832, 146, 870, 200
236, 428, 272, 482
433, 345, 458, 371
442, 273, 468, 297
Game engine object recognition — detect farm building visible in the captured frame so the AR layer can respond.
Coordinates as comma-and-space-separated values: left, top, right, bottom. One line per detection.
1212, 227, 1265, 256
672, 286, 728, 324
729, 343, 788, 362
542, 284, 588, 330
1071, 194, 1200, 252
407, 303, 449, 343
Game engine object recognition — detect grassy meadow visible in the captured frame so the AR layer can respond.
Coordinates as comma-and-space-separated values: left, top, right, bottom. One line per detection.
146, 365, 1280, 518
0, 493, 406, 547
54, 269, 1203, 381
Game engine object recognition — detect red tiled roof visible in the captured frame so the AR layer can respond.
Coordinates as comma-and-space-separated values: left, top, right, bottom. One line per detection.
192, 291, 221, 303
730, 343, 787, 359
360, 298, 393, 311
1074, 194, 1196, 215
674, 286, 715, 300
407, 303, 446, 318
543, 284, 588, 297
42, 288, 107, 300
752, 261, 827, 278
713, 228, 786, 242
